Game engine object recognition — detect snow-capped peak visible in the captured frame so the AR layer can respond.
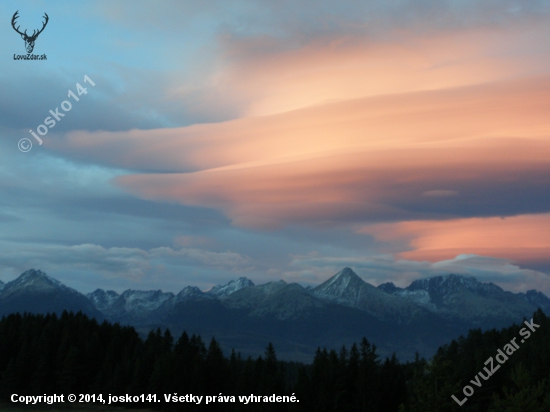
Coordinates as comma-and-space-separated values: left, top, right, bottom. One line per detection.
176, 286, 208, 302
6, 269, 67, 292
325, 267, 360, 288
313, 268, 366, 298
207, 277, 255, 298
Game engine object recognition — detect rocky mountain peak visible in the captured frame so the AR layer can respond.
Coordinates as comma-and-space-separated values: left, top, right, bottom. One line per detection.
377, 282, 400, 294
334, 267, 360, 281
0, 269, 103, 320
312, 268, 430, 323
4, 269, 66, 293
313, 267, 367, 297
176, 286, 208, 302
207, 277, 255, 298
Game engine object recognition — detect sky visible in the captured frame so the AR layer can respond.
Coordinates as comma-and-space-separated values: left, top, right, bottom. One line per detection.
1, 0, 549, 295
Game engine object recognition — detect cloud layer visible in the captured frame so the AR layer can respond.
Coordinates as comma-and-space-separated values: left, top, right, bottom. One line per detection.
1, 0, 549, 294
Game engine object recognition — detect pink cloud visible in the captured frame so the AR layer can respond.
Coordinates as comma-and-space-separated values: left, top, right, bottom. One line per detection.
45, 23, 550, 271
359, 214, 550, 266
104, 74, 550, 232
194, 21, 550, 117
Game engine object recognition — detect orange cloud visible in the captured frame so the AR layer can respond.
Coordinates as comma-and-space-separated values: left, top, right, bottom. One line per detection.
196, 22, 550, 117
46, 23, 550, 268
108, 74, 550, 231
58, 74, 550, 173
358, 214, 550, 266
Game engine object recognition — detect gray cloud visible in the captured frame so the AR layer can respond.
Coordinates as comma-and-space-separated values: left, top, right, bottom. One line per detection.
92, 0, 550, 40
0, 241, 252, 293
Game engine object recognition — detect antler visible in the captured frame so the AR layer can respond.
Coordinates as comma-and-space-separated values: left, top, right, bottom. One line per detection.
11, 11, 26, 37
31, 13, 49, 39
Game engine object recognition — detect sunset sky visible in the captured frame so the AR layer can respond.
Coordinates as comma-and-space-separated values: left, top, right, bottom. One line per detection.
1, 0, 549, 295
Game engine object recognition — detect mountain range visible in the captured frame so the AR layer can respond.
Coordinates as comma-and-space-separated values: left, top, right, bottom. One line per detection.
1, 268, 549, 362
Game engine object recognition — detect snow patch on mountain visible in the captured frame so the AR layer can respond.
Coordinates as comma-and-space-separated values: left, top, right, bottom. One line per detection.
120, 290, 175, 313
6, 269, 67, 292
392, 289, 437, 311
377, 281, 436, 310
377, 273, 539, 325
256, 280, 287, 295
207, 277, 254, 298
87, 289, 120, 312
522, 290, 550, 313
312, 267, 369, 305
176, 286, 209, 302
320, 268, 357, 288
407, 274, 506, 299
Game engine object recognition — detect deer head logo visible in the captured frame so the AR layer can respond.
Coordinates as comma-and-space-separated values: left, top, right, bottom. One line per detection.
11, 11, 49, 54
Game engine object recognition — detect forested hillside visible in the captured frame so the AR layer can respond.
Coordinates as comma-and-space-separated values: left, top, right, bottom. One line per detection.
0, 310, 549, 411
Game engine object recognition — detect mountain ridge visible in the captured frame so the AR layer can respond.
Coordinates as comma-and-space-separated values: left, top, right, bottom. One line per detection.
1, 267, 549, 361
376, 273, 547, 328
312, 268, 435, 324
